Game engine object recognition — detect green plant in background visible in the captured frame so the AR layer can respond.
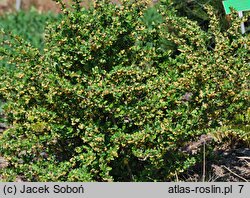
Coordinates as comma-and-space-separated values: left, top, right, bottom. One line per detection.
0, 0, 249, 182
0, 8, 59, 78
0, 8, 59, 50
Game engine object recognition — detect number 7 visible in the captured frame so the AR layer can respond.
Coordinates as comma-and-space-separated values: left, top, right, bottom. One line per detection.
238, 185, 244, 193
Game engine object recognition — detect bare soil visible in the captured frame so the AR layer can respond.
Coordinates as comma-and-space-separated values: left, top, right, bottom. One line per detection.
179, 137, 250, 182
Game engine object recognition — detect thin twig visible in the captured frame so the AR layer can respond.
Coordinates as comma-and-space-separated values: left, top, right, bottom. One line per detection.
175, 171, 179, 182
221, 165, 248, 182
138, 154, 150, 161
208, 174, 221, 182
237, 156, 250, 160
202, 141, 206, 182
126, 163, 135, 181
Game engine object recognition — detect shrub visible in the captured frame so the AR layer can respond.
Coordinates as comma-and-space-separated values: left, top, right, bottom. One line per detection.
171, 0, 229, 30
0, 0, 249, 181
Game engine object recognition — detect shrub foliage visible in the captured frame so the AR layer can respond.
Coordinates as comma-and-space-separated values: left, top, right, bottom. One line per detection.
0, 0, 249, 181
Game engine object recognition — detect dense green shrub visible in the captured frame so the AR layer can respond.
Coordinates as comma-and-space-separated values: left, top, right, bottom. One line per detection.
0, 0, 249, 181
171, 0, 229, 30
171, 0, 250, 33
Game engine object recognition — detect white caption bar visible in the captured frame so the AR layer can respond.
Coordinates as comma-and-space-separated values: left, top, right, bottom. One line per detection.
0, 182, 249, 198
